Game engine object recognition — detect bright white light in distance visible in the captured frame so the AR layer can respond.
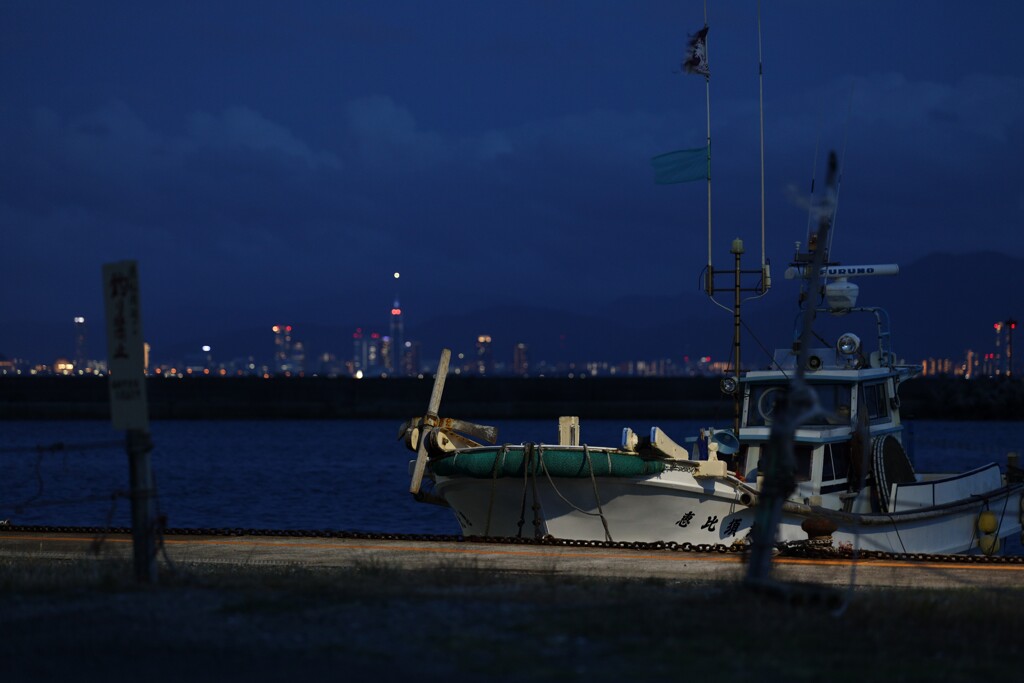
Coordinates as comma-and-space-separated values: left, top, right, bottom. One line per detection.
394, 272, 400, 279
202, 345, 211, 352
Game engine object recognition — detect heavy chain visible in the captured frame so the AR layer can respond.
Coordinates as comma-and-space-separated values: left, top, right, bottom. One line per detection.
2, 523, 1022, 564
0, 523, 743, 554
777, 539, 1024, 565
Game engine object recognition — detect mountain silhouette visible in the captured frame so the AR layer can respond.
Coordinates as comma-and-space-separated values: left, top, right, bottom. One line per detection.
4, 252, 1020, 371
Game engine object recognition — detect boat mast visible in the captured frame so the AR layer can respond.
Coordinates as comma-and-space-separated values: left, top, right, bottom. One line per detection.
702, 0, 712, 275
756, 0, 769, 282
703, 1, 771, 431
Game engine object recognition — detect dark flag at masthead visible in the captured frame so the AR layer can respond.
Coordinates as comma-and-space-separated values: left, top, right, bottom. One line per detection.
682, 26, 710, 77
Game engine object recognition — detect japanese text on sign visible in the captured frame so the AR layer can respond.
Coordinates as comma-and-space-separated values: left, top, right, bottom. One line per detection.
103, 261, 149, 431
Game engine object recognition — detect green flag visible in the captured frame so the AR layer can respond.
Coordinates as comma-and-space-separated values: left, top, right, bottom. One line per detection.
651, 147, 708, 184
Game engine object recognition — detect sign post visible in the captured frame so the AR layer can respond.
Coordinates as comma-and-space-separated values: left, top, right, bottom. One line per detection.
102, 260, 157, 584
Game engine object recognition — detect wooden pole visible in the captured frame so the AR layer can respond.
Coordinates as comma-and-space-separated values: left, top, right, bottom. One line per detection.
126, 428, 157, 583
745, 152, 838, 585
409, 349, 451, 496
103, 260, 157, 584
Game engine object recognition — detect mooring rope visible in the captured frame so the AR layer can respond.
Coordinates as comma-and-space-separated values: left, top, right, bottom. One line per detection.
516, 443, 531, 538
530, 444, 544, 539
539, 448, 607, 519
584, 444, 613, 542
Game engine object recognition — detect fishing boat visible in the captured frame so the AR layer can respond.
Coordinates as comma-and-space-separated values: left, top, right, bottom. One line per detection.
401, 242, 1024, 556
399, 14, 1024, 556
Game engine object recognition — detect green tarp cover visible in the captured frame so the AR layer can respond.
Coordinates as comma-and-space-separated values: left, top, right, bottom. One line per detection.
430, 447, 666, 479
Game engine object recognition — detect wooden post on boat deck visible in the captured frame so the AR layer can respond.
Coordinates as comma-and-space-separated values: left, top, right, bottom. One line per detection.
409, 349, 451, 496
103, 260, 158, 584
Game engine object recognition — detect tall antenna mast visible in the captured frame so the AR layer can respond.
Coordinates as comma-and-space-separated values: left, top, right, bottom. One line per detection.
702, 0, 712, 273
698, 3, 772, 430
756, 0, 769, 284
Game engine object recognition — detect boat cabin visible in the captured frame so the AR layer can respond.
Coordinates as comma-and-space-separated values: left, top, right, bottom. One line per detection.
736, 345, 918, 513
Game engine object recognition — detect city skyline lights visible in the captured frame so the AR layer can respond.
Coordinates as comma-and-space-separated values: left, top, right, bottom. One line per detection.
1, 308, 1019, 381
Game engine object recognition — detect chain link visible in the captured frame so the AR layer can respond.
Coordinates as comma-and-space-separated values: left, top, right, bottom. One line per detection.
776, 539, 1024, 565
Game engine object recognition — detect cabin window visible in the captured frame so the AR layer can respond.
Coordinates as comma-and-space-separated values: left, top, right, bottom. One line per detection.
862, 382, 889, 421
757, 444, 813, 481
822, 442, 851, 481
747, 385, 786, 426
812, 384, 853, 425
746, 384, 852, 426
794, 445, 813, 482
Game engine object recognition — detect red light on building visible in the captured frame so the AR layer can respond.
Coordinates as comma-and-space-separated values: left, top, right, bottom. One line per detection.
391, 308, 401, 316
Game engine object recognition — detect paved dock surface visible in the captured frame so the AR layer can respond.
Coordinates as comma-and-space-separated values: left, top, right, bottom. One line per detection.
4, 530, 1024, 683
2, 530, 1022, 589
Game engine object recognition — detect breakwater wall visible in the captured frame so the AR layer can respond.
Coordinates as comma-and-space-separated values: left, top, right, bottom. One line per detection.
0, 376, 730, 420
0, 376, 1020, 420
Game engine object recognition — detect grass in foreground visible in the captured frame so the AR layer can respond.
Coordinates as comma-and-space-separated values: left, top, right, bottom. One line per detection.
1, 556, 1022, 682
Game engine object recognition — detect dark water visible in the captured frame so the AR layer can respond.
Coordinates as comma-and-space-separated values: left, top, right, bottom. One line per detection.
2, 419, 1023, 538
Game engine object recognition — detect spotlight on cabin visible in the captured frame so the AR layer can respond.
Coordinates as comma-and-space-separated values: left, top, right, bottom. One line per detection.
711, 429, 740, 455
837, 333, 861, 356
720, 376, 739, 395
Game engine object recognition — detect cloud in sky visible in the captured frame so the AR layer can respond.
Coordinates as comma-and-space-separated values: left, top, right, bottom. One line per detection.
0, 1, 1022, 362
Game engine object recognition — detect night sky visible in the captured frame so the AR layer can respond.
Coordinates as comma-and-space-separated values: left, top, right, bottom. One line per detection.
2, 2, 1022, 364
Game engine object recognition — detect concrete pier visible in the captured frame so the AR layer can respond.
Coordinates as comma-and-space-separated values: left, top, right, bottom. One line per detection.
2, 530, 1021, 589
4, 529, 1024, 682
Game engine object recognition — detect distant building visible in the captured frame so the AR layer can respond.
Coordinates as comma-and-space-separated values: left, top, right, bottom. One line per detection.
351, 328, 365, 375
401, 340, 421, 376
316, 352, 345, 377
184, 345, 214, 374
352, 329, 385, 377
476, 335, 493, 376
73, 316, 87, 372
291, 341, 306, 375
513, 342, 529, 376
960, 349, 975, 379
993, 322, 1004, 376
272, 325, 293, 374
389, 298, 404, 375
921, 358, 955, 377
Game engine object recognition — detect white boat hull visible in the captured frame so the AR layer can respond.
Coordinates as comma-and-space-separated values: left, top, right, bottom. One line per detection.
434, 468, 1024, 555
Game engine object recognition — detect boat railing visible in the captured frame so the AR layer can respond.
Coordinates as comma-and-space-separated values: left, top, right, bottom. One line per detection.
799, 305, 895, 368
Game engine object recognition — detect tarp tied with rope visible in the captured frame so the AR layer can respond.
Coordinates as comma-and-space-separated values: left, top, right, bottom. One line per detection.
430, 446, 666, 478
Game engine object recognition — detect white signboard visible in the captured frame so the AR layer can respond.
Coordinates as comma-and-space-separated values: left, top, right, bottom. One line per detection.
103, 260, 149, 431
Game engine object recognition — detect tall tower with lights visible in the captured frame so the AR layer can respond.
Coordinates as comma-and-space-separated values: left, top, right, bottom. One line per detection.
389, 272, 405, 376
73, 316, 87, 373
993, 322, 1005, 376
352, 327, 365, 375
